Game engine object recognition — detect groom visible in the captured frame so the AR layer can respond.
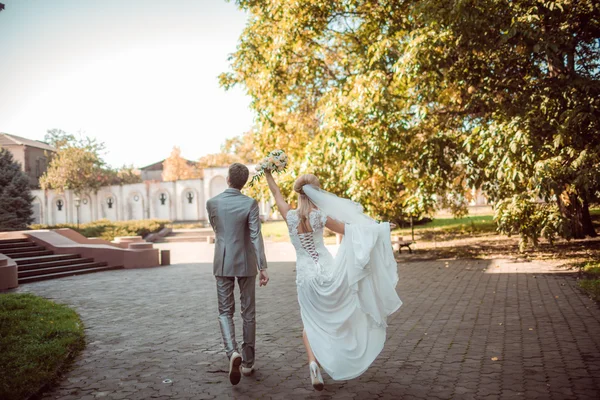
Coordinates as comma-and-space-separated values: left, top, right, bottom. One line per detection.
206, 163, 269, 385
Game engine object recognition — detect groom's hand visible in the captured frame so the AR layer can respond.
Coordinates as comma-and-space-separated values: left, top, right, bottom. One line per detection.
259, 269, 269, 287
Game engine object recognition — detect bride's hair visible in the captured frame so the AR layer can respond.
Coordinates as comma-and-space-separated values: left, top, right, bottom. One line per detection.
294, 174, 321, 231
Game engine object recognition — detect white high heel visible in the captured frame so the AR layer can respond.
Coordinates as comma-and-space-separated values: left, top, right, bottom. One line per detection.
309, 361, 324, 391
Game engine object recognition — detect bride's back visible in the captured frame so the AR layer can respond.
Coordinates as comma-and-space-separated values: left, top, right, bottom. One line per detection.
286, 209, 333, 269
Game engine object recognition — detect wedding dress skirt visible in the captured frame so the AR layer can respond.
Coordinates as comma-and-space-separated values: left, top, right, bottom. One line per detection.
287, 209, 402, 380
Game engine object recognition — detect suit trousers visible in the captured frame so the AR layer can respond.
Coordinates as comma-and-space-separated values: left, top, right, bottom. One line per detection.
215, 276, 256, 367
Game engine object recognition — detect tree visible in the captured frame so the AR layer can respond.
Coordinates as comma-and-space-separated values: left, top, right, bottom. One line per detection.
221, 131, 259, 164
222, 0, 600, 243
0, 148, 34, 230
194, 131, 258, 175
197, 153, 242, 170
162, 146, 200, 181
42, 130, 144, 188
40, 130, 108, 194
103, 165, 143, 186
113, 165, 143, 185
395, 0, 600, 242
195, 134, 259, 179
44, 129, 77, 148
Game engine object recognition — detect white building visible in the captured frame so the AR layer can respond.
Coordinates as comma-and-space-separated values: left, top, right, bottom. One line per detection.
30, 167, 274, 225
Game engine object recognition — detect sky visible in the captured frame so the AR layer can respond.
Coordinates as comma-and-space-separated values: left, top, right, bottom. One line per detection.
0, 0, 254, 168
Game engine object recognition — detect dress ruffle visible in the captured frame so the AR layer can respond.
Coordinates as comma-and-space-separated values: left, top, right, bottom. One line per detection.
297, 218, 402, 381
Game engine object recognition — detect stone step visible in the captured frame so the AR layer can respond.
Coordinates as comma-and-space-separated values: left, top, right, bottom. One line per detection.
8, 249, 54, 259
169, 231, 213, 237
0, 245, 46, 255
169, 228, 215, 235
18, 257, 95, 271
155, 236, 210, 243
19, 262, 109, 278
0, 241, 37, 251
18, 265, 124, 284
0, 238, 30, 245
16, 253, 82, 266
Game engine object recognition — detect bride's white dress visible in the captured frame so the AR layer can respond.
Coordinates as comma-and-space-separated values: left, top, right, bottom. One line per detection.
286, 208, 402, 381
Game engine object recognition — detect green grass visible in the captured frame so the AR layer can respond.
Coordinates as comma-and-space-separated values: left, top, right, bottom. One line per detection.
262, 214, 497, 242
411, 215, 494, 230
393, 215, 497, 239
261, 220, 290, 241
579, 280, 600, 302
581, 261, 600, 276
576, 260, 600, 302
261, 220, 338, 243
0, 293, 85, 400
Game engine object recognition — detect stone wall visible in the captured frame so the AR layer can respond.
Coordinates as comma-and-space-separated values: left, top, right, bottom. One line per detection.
31, 167, 274, 225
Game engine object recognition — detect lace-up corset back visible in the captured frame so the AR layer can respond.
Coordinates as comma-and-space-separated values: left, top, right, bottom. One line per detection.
287, 209, 332, 274
298, 232, 319, 263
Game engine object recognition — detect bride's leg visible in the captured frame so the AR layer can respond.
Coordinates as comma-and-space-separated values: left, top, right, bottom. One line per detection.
302, 329, 317, 364
303, 329, 324, 391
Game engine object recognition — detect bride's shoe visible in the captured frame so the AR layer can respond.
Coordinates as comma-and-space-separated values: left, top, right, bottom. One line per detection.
309, 361, 324, 391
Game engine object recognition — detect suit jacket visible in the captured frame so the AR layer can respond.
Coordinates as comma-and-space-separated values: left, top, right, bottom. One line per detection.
206, 188, 267, 277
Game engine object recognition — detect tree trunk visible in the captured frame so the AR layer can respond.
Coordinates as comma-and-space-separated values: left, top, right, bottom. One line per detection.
557, 192, 597, 239
581, 198, 597, 238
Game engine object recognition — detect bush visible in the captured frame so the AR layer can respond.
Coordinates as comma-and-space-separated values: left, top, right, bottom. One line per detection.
574, 261, 600, 302
581, 261, 600, 276
30, 219, 169, 241
579, 280, 600, 302
495, 196, 568, 251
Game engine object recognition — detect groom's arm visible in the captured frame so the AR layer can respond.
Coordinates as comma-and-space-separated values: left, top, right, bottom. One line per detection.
248, 200, 267, 271
206, 200, 216, 232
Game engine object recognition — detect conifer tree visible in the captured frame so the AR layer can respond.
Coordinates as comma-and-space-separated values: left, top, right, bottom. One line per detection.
0, 148, 34, 230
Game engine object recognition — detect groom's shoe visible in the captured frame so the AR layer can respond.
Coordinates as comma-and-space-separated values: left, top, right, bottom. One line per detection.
241, 364, 254, 376
229, 352, 242, 385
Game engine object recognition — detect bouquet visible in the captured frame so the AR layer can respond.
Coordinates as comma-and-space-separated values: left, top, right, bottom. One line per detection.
250, 150, 288, 186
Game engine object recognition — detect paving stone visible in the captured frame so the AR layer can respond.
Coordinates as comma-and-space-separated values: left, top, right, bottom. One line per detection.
10, 259, 600, 399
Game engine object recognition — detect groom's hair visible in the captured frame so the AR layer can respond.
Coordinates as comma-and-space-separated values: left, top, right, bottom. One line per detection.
228, 163, 249, 190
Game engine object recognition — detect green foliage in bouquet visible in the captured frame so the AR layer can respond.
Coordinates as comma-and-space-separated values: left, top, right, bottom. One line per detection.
249, 150, 288, 187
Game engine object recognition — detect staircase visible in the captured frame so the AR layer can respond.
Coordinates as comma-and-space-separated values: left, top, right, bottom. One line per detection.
0, 238, 123, 284
154, 228, 215, 243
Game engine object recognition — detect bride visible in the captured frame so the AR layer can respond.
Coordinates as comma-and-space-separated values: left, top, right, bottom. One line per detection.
264, 170, 402, 390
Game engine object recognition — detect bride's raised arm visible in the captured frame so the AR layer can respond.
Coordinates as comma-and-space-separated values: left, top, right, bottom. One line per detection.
264, 170, 291, 220
325, 218, 345, 235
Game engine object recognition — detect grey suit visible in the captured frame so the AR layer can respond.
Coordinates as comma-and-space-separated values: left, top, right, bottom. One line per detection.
206, 188, 267, 367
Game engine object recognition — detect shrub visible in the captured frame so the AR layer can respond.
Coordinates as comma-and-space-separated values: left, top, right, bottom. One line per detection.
495, 196, 568, 251
30, 219, 169, 241
578, 280, 600, 302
